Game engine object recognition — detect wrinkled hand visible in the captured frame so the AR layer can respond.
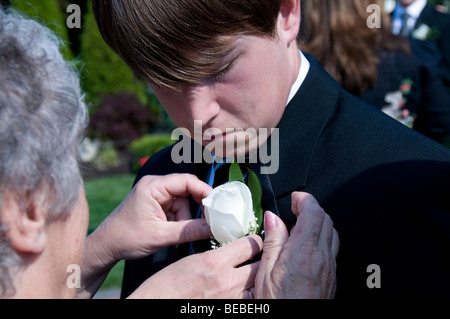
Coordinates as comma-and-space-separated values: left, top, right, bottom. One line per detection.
255, 192, 339, 299
129, 235, 263, 299
96, 174, 213, 262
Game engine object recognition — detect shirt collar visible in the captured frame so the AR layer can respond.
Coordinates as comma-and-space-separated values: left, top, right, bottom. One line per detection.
395, 0, 427, 19
406, 0, 427, 18
263, 53, 340, 196
286, 51, 310, 106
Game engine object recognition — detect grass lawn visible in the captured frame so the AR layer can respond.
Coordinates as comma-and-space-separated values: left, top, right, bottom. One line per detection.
84, 174, 136, 291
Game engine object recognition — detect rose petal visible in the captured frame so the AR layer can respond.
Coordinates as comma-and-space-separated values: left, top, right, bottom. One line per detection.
202, 197, 213, 224
204, 206, 247, 244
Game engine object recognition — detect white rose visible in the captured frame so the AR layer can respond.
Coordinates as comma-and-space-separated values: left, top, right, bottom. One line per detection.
202, 181, 257, 245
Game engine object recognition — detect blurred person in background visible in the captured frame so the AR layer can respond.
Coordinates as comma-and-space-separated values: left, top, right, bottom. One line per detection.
300, 0, 450, 145
392, 0, 450, 91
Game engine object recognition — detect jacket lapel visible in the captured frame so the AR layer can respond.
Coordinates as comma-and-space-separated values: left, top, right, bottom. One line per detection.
414, 4, 433, 30
265, 53, 341, 199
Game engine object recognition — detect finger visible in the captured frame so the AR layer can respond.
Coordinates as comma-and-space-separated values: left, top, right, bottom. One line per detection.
150, 174, 213, 207
241, 287, 256, 300
159, 219, 212, 246
166, 196, 191, 221
260, 211, 289, 271
290, 192, 326, 244
216, 235, 263, 266
290, 207, 325, 246
236, 261, 260, 292
318, 213, 335, 246
315, 213, 340, 265
331, 228, 340, 260
291, 192, 321, 217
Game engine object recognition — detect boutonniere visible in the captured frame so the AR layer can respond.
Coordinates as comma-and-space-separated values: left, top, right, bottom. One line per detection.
202, 162, 263, 247
382, 78, 416, 128
399, 77, 413, 96
412, 23, 440, 41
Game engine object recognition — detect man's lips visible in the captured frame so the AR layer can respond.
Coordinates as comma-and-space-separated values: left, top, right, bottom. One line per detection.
202, 128, 228, 142
207, 132, 227, 142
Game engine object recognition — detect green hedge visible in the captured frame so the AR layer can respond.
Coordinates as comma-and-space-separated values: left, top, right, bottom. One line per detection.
11, 0, 74, 60
129, 134, 175, 158
80, 3, 148, 108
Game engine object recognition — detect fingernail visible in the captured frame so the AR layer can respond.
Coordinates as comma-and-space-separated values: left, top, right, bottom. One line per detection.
264, 211, 277, 231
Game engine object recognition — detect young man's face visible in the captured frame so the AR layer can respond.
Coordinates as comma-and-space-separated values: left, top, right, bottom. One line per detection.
151, 33, 297, 158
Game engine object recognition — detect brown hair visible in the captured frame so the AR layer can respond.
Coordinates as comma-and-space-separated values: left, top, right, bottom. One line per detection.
92, 0, 282, 90
300, 0, 410, 95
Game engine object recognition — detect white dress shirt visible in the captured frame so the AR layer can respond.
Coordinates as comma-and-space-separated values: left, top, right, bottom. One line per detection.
286, 51, 310, 106
392, 0, 428, 35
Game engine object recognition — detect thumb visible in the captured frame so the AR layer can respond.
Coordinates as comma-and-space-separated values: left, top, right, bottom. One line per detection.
260, 211, 289, 268
160, 219, 213, 246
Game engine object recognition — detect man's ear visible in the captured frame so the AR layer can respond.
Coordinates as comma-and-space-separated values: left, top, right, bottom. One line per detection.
0, 191, 48, 255
278, 0, 301, 45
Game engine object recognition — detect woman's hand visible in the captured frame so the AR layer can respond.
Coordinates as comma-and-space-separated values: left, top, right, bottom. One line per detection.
100, 174, 213, 261
129, 235, 263, 299
77, 174, 213, 298
255, 192, 339, 299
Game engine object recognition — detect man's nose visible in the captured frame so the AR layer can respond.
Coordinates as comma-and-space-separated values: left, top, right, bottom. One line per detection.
181, 84, 220, 127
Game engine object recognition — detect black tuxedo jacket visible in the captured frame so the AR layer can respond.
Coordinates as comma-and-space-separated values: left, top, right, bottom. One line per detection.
121, 54, 450, 299
411, 4, 450, 86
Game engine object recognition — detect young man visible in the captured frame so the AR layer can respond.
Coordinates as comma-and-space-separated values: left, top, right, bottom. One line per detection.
93, 0, 450, 298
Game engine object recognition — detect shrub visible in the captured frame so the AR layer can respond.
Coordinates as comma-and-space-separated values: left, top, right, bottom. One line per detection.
88, 92, 158, 149
129, 134, 175, 171
93, 141, 120, 170
129, 134, 175, 158
79, 3, 148, 106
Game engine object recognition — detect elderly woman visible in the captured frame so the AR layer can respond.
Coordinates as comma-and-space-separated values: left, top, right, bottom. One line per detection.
0, 8, 338, 299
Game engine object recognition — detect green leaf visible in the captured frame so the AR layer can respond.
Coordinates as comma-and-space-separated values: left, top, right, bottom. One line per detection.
229, 162, 245, 183
247, 168, 263, 233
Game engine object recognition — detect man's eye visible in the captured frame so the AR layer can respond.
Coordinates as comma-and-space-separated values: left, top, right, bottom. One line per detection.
211, 60, 234, 81
212, 70, 227, 81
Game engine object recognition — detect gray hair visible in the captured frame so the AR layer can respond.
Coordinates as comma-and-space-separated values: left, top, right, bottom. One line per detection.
0, 8, 88, 297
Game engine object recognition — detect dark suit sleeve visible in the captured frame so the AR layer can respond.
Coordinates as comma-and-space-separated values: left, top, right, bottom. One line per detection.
414, 5, 450, 87
405, 37, 450, 145
413, 56, 450, 146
